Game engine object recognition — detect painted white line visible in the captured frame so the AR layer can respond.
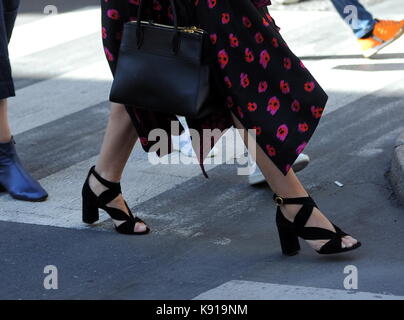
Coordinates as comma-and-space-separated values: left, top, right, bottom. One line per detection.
9, 8, 101, 59
9, 60, 112, 135
193, 280, 404, 300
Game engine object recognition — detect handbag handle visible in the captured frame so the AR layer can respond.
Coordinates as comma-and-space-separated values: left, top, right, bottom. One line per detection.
136, 0, 180, 54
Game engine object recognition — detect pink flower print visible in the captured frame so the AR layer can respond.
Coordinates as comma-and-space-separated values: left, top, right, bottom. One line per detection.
128, 0, 140, 5
207, 0, 216, 9
107, 9, 120, 20
304, 81, 315, 92
272, 37, 279, 48
259, 50, 270, 69
266, 145, 276, 157
104, 47, 114, 62
258, 81, 268, 93
285, 164, 291, 173
218, 49, 229, 69
280, 80, 290, 94
242, 16, 252, 28
262, 16, 270, 27
210, 33, 217, 45
276, 124, 289, 142
102, 27, 107, 39
296, 142, 308, 155
311, 106, 324, 119
240, 73, 250, 88
222, 13, 230, 24
224, 76, 232, 88
267, 96, 280, 115
298, 122, 309, 133
283, 58, 292, 70
255, 32, 264, 44
245, 48, 255, 63
291, 99, 301, 112
229, 34, 239, 47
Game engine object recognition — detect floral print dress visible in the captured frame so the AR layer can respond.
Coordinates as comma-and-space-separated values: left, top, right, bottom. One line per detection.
101, 0, 328, 177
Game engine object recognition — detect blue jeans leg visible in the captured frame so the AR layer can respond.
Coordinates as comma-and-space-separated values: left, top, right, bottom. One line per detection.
330, 0, 376, 38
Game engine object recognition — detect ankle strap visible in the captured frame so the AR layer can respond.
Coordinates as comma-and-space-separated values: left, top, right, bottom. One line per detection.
273, 194, 316, 207
89, 166, 121, 192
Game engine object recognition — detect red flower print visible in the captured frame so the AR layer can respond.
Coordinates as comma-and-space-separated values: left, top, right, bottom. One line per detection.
229, 34, 239, 47
207, 0, 216, 8
245, 48, 255, 63
266, 145, 276, 157
222, 13, 230, 24
283, 58, 292, 70
210, 33, 217, 44
104, 47, 114, 62
224, 76, 232, 88
242, 16, 252, 28
102, 27, 107, 39
259, 50, 270, 69
267, 96, 280, 115
258, 81, 268, 93
304, 81, 315, 92
298, 123, 309, 133
255, 32, 264, 44
237, 106, 244, 118
247, 102, 258, 112
291, 99, 301, 112
218, 49, 229, 69
296, 142, 308, 155
276, 124, 289, 142
129, 0, 140, 5
280, 80, 290, 94
240, 73, 250, 88
311, 106, 324, 119
140, 137, 149, 146
262, 16, 270, 27
107, 9, 120, 20
253, 126, 262, 136
272, 37, 279, 48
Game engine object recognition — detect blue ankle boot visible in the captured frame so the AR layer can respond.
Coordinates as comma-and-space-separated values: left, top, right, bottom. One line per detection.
0, 138, 48, 202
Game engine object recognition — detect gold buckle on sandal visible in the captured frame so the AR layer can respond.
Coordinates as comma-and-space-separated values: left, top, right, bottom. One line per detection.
274, 196, 284, 206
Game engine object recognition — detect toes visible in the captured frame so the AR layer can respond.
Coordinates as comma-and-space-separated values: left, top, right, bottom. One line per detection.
342, 236, 357, 248
134, 222, 147, 233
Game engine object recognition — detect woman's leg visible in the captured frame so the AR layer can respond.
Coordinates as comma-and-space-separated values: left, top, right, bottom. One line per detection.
0, 99, 12, 142
231, 113, 357, 250
89, 103, 147, 232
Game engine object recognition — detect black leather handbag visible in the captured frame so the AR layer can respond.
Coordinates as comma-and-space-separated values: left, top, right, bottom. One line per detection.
109, 0, 214, 119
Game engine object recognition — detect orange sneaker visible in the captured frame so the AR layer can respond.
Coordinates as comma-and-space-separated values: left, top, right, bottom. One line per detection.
358, 19, 404, 58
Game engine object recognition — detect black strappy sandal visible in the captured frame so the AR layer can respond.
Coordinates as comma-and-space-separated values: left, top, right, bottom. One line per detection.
274, 194, 361, 255
82, 166, 150, 235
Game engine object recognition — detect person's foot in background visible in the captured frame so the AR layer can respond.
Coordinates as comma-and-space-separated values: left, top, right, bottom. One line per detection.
249, 153, 310, 186
358, 19, 404, 58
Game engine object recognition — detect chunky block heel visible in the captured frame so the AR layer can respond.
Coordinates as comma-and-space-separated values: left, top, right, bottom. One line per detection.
82, 198, 99, 224
277, 225, 300, 256
273, 194, 361, 255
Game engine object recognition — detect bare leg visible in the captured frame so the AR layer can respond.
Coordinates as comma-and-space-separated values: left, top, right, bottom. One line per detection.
89, 103, 147, 232
231, 113, 357, 250
0, 99, 12, 143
